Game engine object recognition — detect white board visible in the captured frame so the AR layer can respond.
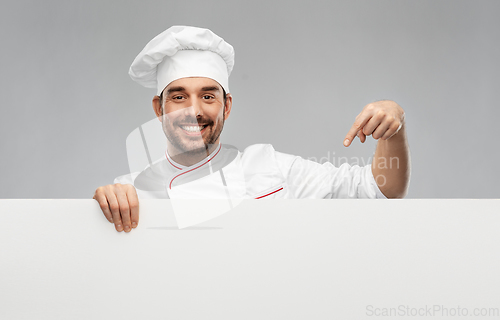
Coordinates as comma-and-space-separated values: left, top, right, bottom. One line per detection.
1, 199, 499, 319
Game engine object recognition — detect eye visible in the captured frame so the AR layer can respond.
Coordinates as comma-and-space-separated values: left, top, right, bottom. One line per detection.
202, 95, 215, 100
172, 95, 184, 100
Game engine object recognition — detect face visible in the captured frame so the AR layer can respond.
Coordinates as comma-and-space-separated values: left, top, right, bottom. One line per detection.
153, 77, 232, 157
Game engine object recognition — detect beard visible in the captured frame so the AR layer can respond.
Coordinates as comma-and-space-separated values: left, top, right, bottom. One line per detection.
162, 107, 225, 158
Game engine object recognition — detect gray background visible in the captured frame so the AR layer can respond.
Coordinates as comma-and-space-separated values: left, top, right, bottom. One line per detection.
0, 0, 498, 199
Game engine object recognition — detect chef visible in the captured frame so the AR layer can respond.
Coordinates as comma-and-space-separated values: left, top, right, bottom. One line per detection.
93, 26, 411, 232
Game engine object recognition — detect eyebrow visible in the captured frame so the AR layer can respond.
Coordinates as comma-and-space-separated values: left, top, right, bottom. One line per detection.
164, 85, 220, 96
200, 86, 220, 93
165, 86, 186, 95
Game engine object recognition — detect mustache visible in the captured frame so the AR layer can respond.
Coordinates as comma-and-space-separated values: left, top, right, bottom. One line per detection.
172, 116, 213, 126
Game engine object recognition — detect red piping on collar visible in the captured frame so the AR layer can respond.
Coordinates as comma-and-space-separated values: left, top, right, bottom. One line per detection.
168, 144, 222, 189
255, 187, 283, 199
166, 152, 183, 170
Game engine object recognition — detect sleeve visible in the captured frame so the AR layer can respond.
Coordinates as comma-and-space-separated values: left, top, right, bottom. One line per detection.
113, 173, 136, 185
114, 172, 169, 199
274, 151, 387, 199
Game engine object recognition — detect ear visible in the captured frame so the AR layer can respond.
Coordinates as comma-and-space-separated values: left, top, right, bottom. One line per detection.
152, 96, 162, 121
223, 93, 233, 120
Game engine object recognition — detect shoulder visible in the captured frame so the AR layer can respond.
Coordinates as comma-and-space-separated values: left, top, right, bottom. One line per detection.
241, 143, 275, 153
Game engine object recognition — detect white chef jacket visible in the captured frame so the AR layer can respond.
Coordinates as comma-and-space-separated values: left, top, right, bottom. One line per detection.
114, 143, 387, 200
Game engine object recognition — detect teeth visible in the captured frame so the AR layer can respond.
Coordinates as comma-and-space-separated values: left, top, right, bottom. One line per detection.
181, 125, 205, 132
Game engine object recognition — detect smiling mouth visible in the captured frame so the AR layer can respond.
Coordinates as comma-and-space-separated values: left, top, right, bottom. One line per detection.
179, 125, 207, 134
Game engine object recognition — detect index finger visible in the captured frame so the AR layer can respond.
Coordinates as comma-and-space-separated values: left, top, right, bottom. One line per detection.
344, 114, 370, 147
94, 190, 113, 223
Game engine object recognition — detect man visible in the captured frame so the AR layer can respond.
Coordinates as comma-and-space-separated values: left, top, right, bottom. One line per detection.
93, 26, 410, 232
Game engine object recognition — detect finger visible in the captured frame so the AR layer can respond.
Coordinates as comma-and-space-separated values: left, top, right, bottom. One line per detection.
115, 185, 131, 233
372, 119, 392, 140
362, 111, 385, 137
381, 122, 401, 140
126, 186, 139, 229
104, 187, 123, 232
94, 189, 113, 223
344, 113, 371, 147
357, 129, 366, 143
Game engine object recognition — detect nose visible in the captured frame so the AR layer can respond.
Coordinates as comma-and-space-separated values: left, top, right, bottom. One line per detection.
184, 98, 203, 118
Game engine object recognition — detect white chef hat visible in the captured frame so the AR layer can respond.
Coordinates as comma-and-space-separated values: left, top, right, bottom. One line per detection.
129, 26, 234, 96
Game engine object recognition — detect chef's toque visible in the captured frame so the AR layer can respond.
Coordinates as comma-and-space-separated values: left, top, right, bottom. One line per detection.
129, 25, 234, 96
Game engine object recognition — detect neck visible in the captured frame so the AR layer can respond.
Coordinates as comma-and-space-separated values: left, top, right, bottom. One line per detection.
167, 143, 220, 167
